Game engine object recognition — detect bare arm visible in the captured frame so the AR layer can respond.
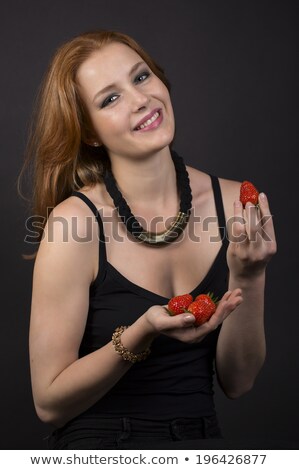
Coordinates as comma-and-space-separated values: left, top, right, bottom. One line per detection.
216, 182, 277, 398
29, 200, 157, 427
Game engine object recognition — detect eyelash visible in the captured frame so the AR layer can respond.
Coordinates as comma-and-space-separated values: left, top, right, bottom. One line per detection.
134, 71, 151, 84
100, 70, 151, 108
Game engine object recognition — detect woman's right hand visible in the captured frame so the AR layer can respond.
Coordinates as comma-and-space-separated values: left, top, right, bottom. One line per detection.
143, 289, 243, 344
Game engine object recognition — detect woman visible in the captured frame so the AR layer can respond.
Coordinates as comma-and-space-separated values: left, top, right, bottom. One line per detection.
24, 31, 276, 449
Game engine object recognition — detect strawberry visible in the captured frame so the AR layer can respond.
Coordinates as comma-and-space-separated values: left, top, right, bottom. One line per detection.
240, 181, 259, 207
167, 294, 193, 315
187, 292, 218, 326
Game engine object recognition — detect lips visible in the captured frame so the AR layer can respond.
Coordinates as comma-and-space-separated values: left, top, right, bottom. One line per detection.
133, 108, 162, 131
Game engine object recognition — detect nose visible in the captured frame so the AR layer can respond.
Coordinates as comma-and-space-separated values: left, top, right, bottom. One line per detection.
129, 87, 149, 112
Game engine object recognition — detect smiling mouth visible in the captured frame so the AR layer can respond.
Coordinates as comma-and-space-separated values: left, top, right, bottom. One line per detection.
134, 110, 161, 131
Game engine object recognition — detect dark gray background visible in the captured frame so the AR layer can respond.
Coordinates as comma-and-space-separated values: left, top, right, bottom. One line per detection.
1, 0, 298, 449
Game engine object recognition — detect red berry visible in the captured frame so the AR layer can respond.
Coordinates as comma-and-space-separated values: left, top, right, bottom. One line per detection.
167, 294, 193, 315
187, 293, 217, 326
240, 181, 259, 207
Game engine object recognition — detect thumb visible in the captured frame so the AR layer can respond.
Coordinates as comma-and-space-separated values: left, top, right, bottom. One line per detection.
173, 312, 196, 327
163, 306, 196, 327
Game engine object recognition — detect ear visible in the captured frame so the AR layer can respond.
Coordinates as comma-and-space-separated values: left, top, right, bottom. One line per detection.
81, 128, 102, 148
85, 139, 102, 148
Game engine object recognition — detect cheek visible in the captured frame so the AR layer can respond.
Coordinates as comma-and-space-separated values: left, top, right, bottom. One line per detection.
158, 85, 174, 120
92, 111, 127, 144
162, 95, 175, 130
166, 95, 174, 119
157, 81, 171, 103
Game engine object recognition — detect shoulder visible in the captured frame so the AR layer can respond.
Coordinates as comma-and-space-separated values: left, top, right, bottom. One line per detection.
187, 165, 241, 219
44, 194, 98, 242
35, 190, 104, 284
46, 182, 113, 237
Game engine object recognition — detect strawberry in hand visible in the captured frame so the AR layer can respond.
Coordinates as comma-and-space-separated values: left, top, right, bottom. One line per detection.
167, 294, 193, 316
187, 293, 218, 326
160, 289, 243, 342
167, 292, 218, 326
240, 181, 259, 207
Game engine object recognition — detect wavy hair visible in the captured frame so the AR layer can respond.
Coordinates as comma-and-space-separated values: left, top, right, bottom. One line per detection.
18, 30, 171, 246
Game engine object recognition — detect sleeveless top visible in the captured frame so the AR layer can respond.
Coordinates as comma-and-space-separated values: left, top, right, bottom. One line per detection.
71, 175, 229, 421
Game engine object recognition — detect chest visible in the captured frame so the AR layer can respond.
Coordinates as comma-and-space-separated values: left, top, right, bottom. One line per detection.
102, 210, 224, 299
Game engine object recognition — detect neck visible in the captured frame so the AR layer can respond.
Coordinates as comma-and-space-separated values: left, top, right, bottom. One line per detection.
108, 147, 178, 210
102, 149, 192, 245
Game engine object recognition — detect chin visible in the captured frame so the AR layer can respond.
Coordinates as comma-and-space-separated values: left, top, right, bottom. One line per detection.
150, 127, 175, 149
143, 139, 173, 156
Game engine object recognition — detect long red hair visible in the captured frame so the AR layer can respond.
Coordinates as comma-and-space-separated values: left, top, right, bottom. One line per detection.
18, 30, 170, 246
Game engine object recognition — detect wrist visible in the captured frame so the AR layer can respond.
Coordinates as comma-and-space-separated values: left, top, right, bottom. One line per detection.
120, 314, 159, 354
229, 269, 266, 289
136, 312, 160, 341
112, 326, 151, 363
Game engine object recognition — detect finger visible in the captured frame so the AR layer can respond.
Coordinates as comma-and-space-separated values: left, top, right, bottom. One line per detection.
217, 288, 241, 307
226, 290, 243, 311
231, 200, 247, 244
220, 290, 232, 302
245, 202, 261, 243
212, 289, 243, 321
162, 306, 196, 328
258, 193, 277, 244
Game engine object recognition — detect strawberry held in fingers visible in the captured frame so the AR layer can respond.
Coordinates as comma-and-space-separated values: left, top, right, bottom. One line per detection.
188, 293, 218, 326
240, 181, 259, 207
167, 294, 193, 315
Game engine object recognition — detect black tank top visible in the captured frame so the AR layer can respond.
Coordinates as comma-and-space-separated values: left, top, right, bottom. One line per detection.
72, 175, 229, 420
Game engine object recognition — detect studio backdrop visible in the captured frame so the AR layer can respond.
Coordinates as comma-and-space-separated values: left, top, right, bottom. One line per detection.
1, 0, 298, 449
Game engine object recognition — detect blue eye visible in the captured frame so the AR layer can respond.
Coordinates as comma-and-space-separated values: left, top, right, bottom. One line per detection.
101, 94, 119, 108
135, 71, 151, 83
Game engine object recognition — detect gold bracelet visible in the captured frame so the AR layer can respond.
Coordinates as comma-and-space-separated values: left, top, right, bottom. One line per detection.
111, 326, 151, 363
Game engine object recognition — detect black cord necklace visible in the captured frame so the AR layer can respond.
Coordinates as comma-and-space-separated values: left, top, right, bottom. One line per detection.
103, 150, 192, 246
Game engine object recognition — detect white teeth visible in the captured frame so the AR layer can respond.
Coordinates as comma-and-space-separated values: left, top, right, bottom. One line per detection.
136, 111, 160, 130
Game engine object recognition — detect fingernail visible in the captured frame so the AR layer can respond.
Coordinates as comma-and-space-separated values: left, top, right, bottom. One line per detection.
183, 314, 195, 322
234, 200, 242, 208
259, 192, 266, 201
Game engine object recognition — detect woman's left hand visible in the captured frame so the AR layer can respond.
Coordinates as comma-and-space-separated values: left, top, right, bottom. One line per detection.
226, 192, 277, 279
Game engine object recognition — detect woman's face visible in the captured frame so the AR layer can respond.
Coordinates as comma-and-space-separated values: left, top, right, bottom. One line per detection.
76, 42, 175, 160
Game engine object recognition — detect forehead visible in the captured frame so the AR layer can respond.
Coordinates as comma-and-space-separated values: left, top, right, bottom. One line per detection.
76, 42, 143, 97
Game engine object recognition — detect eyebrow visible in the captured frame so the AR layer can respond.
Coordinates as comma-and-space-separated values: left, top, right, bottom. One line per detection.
92, 61, 146, 103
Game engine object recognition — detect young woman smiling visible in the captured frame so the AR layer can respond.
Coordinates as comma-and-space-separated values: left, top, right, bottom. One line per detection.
23, 31, 276, 449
